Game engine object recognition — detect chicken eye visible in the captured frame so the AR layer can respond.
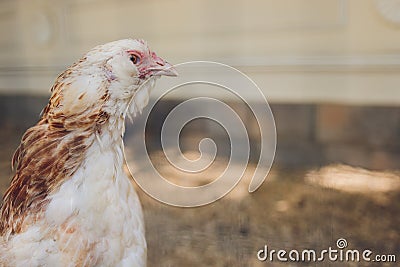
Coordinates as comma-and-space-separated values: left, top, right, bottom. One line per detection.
130, 54, 140, 64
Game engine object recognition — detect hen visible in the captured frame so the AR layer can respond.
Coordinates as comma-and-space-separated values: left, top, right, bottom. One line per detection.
0, 39, 177, 266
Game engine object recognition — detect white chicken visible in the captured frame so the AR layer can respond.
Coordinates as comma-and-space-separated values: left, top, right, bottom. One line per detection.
0, 39, 177, 266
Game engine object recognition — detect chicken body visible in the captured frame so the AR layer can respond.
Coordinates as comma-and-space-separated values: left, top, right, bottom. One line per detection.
4, 122, 146, 266
0, 39, 176, 266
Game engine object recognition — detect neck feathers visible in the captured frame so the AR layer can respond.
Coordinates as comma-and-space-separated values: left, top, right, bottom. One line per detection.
0, 90, 117, 237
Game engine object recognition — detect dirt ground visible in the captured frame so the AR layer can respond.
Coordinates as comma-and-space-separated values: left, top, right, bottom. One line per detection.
0, 129, 399, 267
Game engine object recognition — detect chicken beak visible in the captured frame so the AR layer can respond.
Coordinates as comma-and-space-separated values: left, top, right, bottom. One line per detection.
150, 62, 178, 77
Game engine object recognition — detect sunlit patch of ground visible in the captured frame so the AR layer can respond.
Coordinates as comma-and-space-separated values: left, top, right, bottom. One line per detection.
306, 164, 400, 205
306, 164, 400, 194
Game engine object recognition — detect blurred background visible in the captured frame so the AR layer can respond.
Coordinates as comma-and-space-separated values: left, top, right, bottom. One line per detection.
0, 0, 399, 266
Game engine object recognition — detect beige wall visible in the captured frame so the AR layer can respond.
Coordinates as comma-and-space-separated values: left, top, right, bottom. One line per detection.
0, 0, 399, 105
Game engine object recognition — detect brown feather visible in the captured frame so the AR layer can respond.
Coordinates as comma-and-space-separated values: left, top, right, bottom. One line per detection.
0, 68, 111, 237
